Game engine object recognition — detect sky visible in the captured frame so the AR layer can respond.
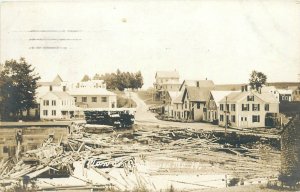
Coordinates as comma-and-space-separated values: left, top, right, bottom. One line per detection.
1, 0, 300, 88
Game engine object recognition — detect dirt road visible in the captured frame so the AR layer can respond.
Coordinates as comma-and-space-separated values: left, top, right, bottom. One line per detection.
129, 91, 225, 131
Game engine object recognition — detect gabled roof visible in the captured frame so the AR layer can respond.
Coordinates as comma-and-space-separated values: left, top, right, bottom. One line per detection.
219, 92, 248, 103
277, 89, 293, 95
210, 91, 237, 107
167, 91, 181, 102
182, 87, 210, 102
256, 92, 280, 103
37, 75, 63, 86
41, 91, 74, 100
52, 75, 63, 84
155, 71, 179, 79
173, 91, 184, 104
68, 88, 116, 96
179, 80, 214, 91
219, 91, 279, 104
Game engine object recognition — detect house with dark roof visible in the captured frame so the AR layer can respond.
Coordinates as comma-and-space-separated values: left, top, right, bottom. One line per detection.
180, 87, 211, 121
218, 90, 279, 128
171, 79, 214, 121
40, 91, 78, 120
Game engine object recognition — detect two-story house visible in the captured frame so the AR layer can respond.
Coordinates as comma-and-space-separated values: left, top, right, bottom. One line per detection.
218, 90, 279, 128
40, 91, 77, 120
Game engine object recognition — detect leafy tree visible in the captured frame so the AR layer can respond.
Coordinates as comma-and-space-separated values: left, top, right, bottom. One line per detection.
249, 70, 267, 91
92, 70, 144, 91
81, 74, 91, 82
0, 58, 40, 120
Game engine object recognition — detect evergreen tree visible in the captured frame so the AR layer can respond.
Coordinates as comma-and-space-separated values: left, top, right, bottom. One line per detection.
0, 58, 40, 120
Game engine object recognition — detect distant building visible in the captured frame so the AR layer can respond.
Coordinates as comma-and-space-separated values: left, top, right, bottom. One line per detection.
154, 70, 181, 101
68, 88, 117, 109
40, 91, 78, 120
277, 89, 293, 102
218, 90, 279, 128
71, 79, 106, 89
290, 86, 300, 101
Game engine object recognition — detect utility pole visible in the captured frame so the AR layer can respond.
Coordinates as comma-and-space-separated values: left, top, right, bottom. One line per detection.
225, 96, 228, 137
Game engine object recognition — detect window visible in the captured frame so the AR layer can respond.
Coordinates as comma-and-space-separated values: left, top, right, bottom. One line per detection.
82, 97, 87, 102
226, 104, 229, 112
220, 115, 224, 121
101, 97, 107, 102
242, 104, 249, 111
43, 100, 49, 106
247, 95, 254, 101
252, 104, 260, 111
220, 104, 224, 111
92, 97, 97, 102
265, 104, 269, 111
241, 117, 243, 121
74, 97, 77, 102
231, 115, 236, 123
52, 100, 56, 106
203, 108, 207, 112
63, 86, 66, 92
185, 101, 187, 109
3, 146, 9, 153
231, 104, 236, 111
49, 85, 53, 91
252, 115, 260, 122
43, 110, 48, 116
245, 117, 247, 121
52, 110, 56, 116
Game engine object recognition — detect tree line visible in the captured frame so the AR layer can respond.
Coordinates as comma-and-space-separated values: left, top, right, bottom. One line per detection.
83, 69, 144, 91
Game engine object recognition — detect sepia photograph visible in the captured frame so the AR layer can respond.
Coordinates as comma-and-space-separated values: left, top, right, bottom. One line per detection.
0, 0, 300, 191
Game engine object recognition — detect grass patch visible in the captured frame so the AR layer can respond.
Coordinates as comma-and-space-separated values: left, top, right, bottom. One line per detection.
137, 90, 163, 105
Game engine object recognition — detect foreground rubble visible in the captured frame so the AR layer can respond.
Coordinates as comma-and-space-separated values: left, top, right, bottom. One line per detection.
0, 122, 281, 191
